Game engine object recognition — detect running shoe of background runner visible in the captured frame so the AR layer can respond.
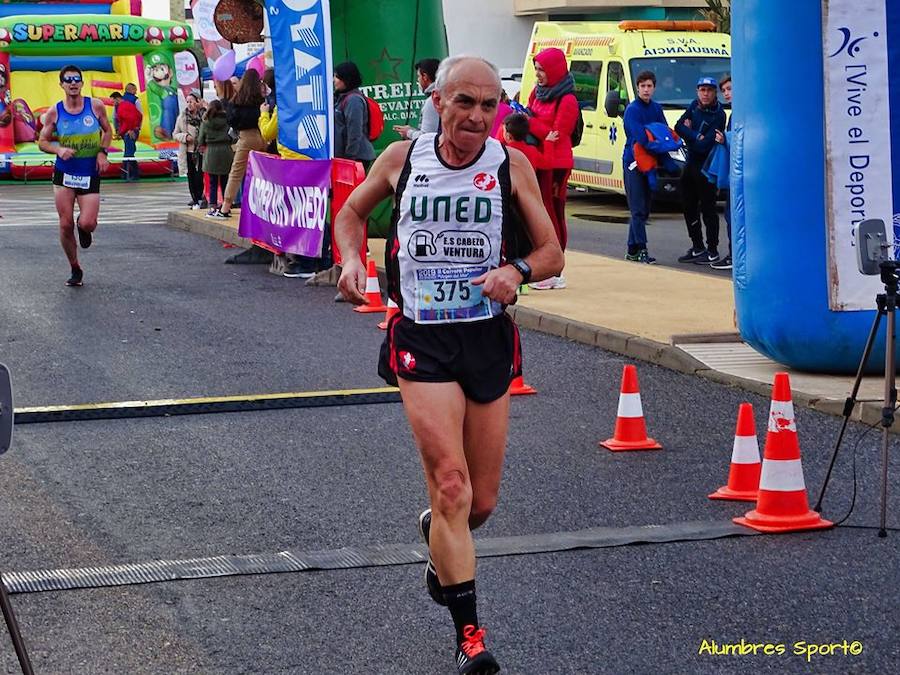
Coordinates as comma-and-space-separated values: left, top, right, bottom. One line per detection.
65, 267, 83, 287
76, 217, 92, 249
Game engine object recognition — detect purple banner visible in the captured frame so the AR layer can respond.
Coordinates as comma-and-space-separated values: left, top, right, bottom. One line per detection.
238, 152, 331, 257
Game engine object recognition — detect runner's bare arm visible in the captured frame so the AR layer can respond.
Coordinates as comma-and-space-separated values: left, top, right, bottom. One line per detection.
37, 107, 67, 158
94, 98, 113, 149
94, 99, 112, 172
473, 147, 564, 303
335, 141, 411, 304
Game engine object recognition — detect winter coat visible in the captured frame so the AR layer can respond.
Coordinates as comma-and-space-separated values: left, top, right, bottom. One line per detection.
173, 108, 202, 176
173, 109, 202, 153
407, 82, 440, 140
675, 98, 726, 165
490, 101, 514, 139
334, 90, 376, 161
258, 107, 307, 159
623, 97, 667, 166
198, 115, 234, 175
526, 48, 578, 170
115, 99, 142, 135
504, 137, 553, 171
225, 101, 261, 131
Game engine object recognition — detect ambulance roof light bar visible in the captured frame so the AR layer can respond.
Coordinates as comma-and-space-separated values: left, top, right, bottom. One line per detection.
618, 20, 717, 32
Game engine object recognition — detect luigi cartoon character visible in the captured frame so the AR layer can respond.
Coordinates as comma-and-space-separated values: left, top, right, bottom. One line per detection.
144, 52, 178, 140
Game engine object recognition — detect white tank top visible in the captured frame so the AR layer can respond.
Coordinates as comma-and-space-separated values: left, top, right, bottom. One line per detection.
387, 133, 512, 324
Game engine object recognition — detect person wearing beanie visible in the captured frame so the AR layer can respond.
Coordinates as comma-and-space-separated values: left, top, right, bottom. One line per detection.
334, 61, 376, 165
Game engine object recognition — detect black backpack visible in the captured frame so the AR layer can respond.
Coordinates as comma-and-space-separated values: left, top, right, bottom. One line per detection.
556, 94, 584, 147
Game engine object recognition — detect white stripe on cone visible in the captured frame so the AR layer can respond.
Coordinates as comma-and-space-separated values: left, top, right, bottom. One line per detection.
365, 277, 380, 293
616, 392, 644, 418
385, 298, 398, 309
731, 435, 761, 464
768, 400, 797, 432
759, 458, 806, 491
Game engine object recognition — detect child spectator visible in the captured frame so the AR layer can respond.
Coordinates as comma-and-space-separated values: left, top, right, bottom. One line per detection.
499, 113, 556, 172
110, 91, 142, 182
197, 99, 234, 214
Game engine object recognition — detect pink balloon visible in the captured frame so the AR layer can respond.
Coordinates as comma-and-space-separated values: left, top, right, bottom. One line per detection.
248, 54, 266, 77
212, 49, 236, 81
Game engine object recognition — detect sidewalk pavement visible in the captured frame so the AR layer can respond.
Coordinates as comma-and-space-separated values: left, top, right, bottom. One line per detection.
167, 209, 889, 428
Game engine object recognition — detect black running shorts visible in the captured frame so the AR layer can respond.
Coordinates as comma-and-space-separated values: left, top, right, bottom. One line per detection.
378, 313, 523, 404
52, 169, 101, 195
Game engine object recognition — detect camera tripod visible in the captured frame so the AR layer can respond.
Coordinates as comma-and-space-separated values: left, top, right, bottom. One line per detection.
0, 363, 34, 674
814, 262, 896, 538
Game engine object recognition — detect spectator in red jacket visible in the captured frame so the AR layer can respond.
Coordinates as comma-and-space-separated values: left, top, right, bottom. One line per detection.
111, 91, 142, 182
526, 47, 577, 290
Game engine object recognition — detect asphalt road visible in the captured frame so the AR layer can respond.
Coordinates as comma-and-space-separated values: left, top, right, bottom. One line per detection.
0, 186, 897, 674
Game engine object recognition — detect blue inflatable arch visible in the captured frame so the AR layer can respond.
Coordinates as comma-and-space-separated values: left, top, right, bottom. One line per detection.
732, 0, 900, 373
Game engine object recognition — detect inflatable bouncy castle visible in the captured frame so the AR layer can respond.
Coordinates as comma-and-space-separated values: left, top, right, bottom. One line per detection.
0, 0, 193, 179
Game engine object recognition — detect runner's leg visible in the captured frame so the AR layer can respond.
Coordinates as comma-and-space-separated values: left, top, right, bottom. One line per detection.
54, 186, 78, 266
463, 393, 510, 529
75, 192, 101, 233
398, 379, 475, 585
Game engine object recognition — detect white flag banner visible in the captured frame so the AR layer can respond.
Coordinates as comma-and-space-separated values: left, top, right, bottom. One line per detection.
823, 0, 898, 310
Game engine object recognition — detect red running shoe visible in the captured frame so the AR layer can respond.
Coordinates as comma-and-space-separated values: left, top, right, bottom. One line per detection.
455, 625, 500, 674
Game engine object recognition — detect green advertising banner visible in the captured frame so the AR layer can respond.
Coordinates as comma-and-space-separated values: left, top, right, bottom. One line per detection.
331, 0, 447, 234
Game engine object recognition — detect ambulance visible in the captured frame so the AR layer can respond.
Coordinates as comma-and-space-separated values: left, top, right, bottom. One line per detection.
519, 20, 731, 196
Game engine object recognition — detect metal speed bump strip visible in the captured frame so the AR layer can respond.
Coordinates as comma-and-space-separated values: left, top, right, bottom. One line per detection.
0, 363, 13, 453
2, 520, 757, 595
13, 387, 402, 424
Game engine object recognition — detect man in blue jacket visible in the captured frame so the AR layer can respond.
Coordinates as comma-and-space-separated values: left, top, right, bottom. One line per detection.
675, 76, 727, 265
622, 70, 667, 264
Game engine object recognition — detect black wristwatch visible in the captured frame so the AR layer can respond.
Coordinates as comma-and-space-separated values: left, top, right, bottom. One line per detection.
509, 258, 532, 284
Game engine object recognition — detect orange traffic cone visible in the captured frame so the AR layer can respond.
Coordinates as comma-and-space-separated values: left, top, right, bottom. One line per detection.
709, 403, 761, 502
509, 374, 537, 396
354, 259, 388, 313
599, 364, 662, 451
734, 373, 832, 533
378, 298, 400, 330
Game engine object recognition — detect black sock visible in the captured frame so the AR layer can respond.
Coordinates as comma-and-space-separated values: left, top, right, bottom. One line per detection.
627, 244, 639, 255
444, 579, 478, 645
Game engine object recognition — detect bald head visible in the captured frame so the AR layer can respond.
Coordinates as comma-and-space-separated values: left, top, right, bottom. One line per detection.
431, 56, 502, 161
434, 56, 502, 97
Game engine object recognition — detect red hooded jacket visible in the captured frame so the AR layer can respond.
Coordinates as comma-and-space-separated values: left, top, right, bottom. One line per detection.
116, 99, 142, 135
527, 48, 578, 170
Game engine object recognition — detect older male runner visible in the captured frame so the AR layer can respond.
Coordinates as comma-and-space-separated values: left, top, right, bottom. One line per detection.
38, 65, 112, 286
336, 56, 563, 674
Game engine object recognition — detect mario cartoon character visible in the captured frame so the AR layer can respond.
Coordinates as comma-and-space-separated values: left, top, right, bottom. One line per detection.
0, 27, 11, 49
170, 26, 188, 44
144, 52, 178, 139
145, 26, 164, 46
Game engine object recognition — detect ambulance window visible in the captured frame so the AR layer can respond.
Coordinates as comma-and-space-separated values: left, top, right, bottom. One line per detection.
570, 60, 602, 111
607, 62, 628, 109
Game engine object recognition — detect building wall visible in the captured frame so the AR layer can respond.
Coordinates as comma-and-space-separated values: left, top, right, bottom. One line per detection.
443, 0, 537, 71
